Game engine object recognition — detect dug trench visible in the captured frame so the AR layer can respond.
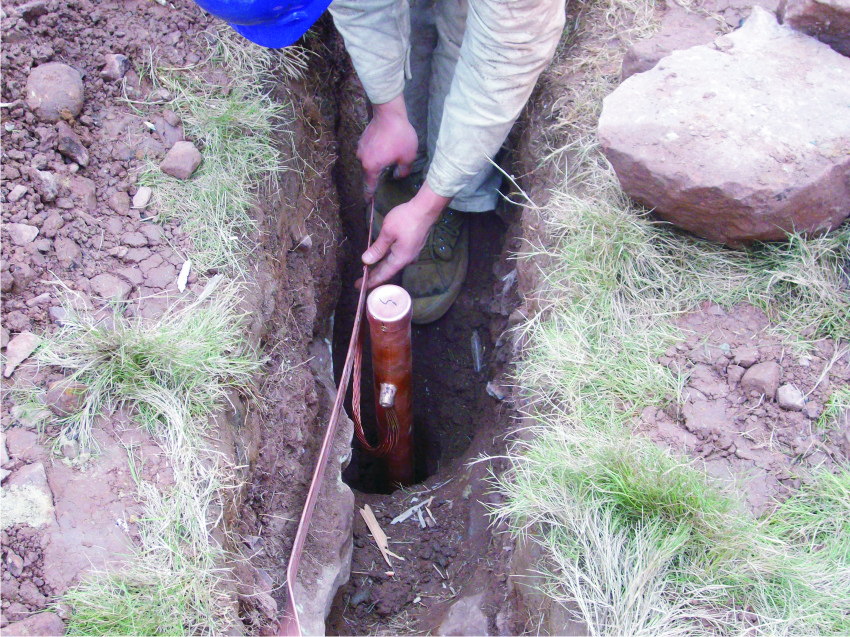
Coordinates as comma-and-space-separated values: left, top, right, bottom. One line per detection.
233, 22, 539, 636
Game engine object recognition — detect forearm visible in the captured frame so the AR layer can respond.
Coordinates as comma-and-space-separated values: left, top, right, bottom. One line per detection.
329, 0, 410, 105
427, 0, 566, 198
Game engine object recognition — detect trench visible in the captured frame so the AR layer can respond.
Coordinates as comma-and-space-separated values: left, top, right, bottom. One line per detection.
318, 38, 527, 630
238, 19, 532, 634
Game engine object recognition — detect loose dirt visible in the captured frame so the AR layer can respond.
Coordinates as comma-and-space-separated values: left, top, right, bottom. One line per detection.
641, 301, 849, 516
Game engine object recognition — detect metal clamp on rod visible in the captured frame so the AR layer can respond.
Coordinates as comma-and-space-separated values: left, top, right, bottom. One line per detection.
379, 383, 397, 408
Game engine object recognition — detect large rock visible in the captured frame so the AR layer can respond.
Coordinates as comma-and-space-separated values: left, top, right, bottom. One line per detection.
25, 63, 84, 123
622, 7, 719, 80
780, 0, 850, 57
599, 8, 850, 246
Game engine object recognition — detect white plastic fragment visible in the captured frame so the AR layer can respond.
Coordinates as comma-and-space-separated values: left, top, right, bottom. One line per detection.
390, 496, 434, 525
177, 260, 191, 292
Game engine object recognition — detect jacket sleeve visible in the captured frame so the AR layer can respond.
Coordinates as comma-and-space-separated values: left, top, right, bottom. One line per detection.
328, 0, 411, 105
427, 0, 566, 199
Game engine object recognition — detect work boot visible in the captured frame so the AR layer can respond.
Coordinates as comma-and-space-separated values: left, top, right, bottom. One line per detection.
372, 177, 469, 324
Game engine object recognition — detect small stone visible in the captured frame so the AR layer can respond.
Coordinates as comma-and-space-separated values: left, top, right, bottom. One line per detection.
733, 347, 760, 368
162, 109, 181, 127
55, 121, 89, 167
7, 185, 28, 203
727, 364, 745, 385
30, 153, 49, 170
108, 191, 130, 214
3, 332, 41, 378
6, 223, 39, 245
132, 186, 152, 209
17, 582, 46, 609
1, 328, 9, 348
17, 0, 49, 22
486, 380, 509, 401
803, 400, 822, 420
741, 361, 782, 400
45, 380, 87, 416
5, 551, 23, 577
26, 62, 84, 123
121, 231, 148, 248
34, 170, 58, 202
26, 292, 51, 307
2, 612, 66, 636
48, 306, 68, 325
61, 438, 80, 460
89, 273, 132, 300
777, 384, 805, 411
100, 54, 131, 81
34, 239, 52, 253
41, 212, 65, 237
54, 237, 81, 267
11, 263, 37, 292
159, 141, 202, 180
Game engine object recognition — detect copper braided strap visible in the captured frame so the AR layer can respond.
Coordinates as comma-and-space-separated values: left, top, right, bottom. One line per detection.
350, 199, 399, 458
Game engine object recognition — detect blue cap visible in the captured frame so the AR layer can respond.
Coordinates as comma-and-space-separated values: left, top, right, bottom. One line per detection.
193, 0, 332, 49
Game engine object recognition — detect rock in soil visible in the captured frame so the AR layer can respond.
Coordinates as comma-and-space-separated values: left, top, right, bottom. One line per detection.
100, 53, 131, 81
599, 7, 850, 246
438, 592, 489, 636
741, 361, 782, 400
55, 121, 90, 167
159, 141, 202, 180
7, 184, 28, 203
3, 332, 41, 378
132, 186, 153, 208
3, 612, 66, 636
25, 62, 84, 123
5, 223, 39, 246
34, 170, 59, 202
776, 384, 805, 411
45, 381, 87, 416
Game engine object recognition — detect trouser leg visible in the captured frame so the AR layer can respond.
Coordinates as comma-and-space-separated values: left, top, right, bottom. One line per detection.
403, 0, 437, 177
428, 0, 501, 213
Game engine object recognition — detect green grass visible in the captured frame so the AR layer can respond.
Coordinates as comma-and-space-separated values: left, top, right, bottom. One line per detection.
495, 0, 850, 633
40, 284, 262, 635
818, 386, 850, 430
136, 26, 306, 275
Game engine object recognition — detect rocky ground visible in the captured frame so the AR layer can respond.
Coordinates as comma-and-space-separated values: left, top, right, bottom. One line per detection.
2, 0, 848, 635
1, 1, 221, 632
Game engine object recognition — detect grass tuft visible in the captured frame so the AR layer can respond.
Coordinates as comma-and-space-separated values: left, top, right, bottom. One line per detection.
42, 284, 262, 635
137, 25, 300, 275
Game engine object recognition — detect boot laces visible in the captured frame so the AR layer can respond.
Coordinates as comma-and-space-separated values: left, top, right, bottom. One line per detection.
420, 211, 462, 263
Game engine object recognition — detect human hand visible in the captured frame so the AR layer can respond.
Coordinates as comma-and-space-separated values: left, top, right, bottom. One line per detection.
359, 181, 450, 289
357, 95, 418, 199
